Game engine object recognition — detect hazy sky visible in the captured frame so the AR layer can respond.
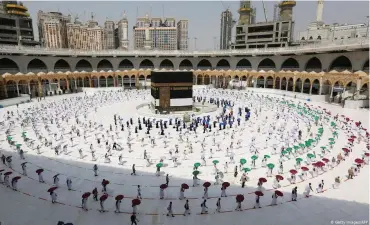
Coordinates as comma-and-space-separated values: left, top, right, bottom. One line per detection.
25, 1, 369, 50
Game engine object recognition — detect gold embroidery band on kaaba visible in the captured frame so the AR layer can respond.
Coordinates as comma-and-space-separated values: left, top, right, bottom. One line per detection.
151, 83, 193, 87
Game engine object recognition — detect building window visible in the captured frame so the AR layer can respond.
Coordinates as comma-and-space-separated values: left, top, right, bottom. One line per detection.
301, 37, 305, 40
309, 36, 313, 40
317, 35, 321, 40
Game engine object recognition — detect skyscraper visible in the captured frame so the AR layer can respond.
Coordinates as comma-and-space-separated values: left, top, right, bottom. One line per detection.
220, 9, 233, 50
42, 19, 64, 48
104, 20, 115, 49
177, 20, 188, 50
37, 11, 71, 48
117, 13, 129, 49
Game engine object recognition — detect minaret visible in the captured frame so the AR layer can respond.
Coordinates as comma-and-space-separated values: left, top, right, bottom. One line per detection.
143, 13, 152, 50
238, 0, 252, 25
316, 0, 324, 22
279, 1, 296, 21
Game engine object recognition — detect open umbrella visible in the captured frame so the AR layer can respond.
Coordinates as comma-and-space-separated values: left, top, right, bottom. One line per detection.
242, 167, 251, 172
365, 153, 369, 157
354, 159, 364, 164
4, 172, 12, 176
181, 183, 189, 189
286, 147, 292, 152
350, 135, 356, 139
289, 169, 297, 175
12, 176, 21, 182
281, 150, 288, 155
160, 184, 168, 189
222, 182, 230, 187
299, 143, 305, 148
301, 167, 309, 171
194, 162, 201, 168
0, 169, 4, 172
348, 139, 354, 143
240, 158, 247, 165
259, 177, 267, 183
328, 138, 334, 142
48, 187, 58, 192
236, 194, 244, 202
322, 158, 329, 163
255, 191, 264, 196
293, 146, 300, 150
36, 169, 44, 174
203, 182, 211, 188
263, 155, 270, 159
100, 194, 108, 201
82, 192, 91, 198
320, 146, 326, 150
212, 160, 219, 165
276, 175, 284, 181
156, 163, 163, 168
115, 195, 124, 200
102, 180, 110, 185
307, 153, 315, 159
267, 163, 275, 169
251, 155, 258, 160
329, 141, 335, 145
275, 190, 283, 197
342, 148, 350, 153
132, 199, 141, 206
296, 158, 303, 162
192, 170, 200, 176
315, 162, 325, 167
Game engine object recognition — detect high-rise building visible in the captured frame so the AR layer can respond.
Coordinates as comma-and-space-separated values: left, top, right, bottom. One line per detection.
238, 0, 252, 25
117, 13, 129, 49
177, 19, 188, 50
278, 1, 296, 21
133, 15, 187, 50
0, 1, 38, 46
220, 9, 233, 50
37, 11, 70, 48
104, 20, 115, 49
66, 16, 104, 51
42, 19, 64, 48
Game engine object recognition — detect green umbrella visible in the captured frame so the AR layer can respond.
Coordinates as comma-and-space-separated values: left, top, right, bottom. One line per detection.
314, 116, 319, 121
331, 122, 336, 127
281, 150, 288, 155
286, 147, 292, 152
296, 157, 303, 162
308, 139, 315, 143
242, 167, 251, 172
293, 146, 300, 150
192, 170, 200, 176
212, 160, 219, 165
305, 141, 311, 147
329, 141, 335, 145
156, 163, 163, 168
328, 138, 334, 141
16, 144, 22, 148
251, 155, 258, 160
307, 153, 315, 159
320, 146, 326, 150
299, 143, 305, 148
194, 162, 201, 168
263, 155, 270, 159
240, 158, 247, 165
267, 163, 275, 169
333, 131, 338, 136
7, 136, 13, 141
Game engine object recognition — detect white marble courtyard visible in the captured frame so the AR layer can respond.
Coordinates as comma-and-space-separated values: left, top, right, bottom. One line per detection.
0, 87, 369, 225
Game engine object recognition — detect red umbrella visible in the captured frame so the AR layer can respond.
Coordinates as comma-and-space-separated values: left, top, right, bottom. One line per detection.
315, 162, 325, 167
0, 169, 4, 172
160, 184, 168, 189
102, 180, 110, 185
236, 194, 244, 202
82, 192, 91, 198
301, 166, 309, 171
355, 158, 364, 164
100, 194, 108, 201
181, 183, 189, 189
255, 191, 264, 196
350, 135, 356, 139
289, 169, 297, 175
4, 171, 12, 176
11, 176, 21, 182
365, 153, 369, 157
275, 190, 283, 197
203, 182, 211, 188
346, 117, 349, 122
222, 182, 230, 187
115, 195, 124, 200
259, 177, 267, 183
312, 162, 318, 167
132, 198, 141, 206
342, 148, 350, 153
36, 169, 44, 174
348, 139, 354, 142
322, 158, 329, 163
275, 175, 284, 181
47, 187, 58, 192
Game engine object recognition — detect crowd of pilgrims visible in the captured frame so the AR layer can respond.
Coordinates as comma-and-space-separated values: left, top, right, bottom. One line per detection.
0, 88, 368, 218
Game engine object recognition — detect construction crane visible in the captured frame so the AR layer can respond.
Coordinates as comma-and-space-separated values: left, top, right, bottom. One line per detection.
262, 0, 268, 22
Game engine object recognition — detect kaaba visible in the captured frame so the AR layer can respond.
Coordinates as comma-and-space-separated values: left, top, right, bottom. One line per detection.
151, 71, 193, 112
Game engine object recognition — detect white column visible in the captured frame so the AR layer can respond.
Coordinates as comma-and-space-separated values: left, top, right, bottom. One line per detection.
330, 85, 334, 99
74, 79, 77, 89
121, 77, 123, 87
28, 83, 31, 95
301, 82, 304, 93
98, 78, 100, 88
309, 84, 313, 95
16, 82, 20, 96
279, 79, 282, 90
356, 78, 362, 99
105, 78, 108, 87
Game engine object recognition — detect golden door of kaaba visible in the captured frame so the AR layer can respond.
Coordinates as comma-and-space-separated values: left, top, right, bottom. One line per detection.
159, 87, 170, 110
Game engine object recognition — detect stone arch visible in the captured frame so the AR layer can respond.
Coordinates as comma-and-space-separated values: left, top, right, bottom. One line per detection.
139, 59, 154, 69
256, 76, 265, 88
204, 75, 210, 85
216, 59, 230, 69
107, 75, 115, 87
287, 77, 294, 91
281, 77, 287, 90
266, 76, 273, 88
179, 59, 193, 70
321, 80, 331, 95
197, 59, 212, 70
258, 58, 276, 71
29, 79, 39, 97
281, 58, 299, 70
344, 81, 357, 98
27, 58, 47, 73
6, 80, 18, 98
54, 59, 71, 72
159, 59, 174, 69
118, 59, 134, 69
123, 75, 130, 88
97, 59, 113, 71
18, 80, 29, 94
197, 75, 203, 85
295, 78, 302, 92
302, 78, 311, 94
99, 76, 107, 87
76, 59, 92, 72
275, 77, 280, 89
305, 57, 322, 72
130, 75, 137, 87
329, 56, 352, 72
312, 79, 320, 95
236, 58, 252, 69
359, 83, 369, 99
0, 58, 20, 74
